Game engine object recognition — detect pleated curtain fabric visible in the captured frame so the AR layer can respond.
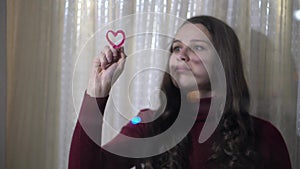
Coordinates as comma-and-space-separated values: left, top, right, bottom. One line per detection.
6, 0, 300, 169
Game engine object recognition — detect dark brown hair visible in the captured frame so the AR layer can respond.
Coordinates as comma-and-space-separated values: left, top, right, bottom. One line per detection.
143, 15, 259, 169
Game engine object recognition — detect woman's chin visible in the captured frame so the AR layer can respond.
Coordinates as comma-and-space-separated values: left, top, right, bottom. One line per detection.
176, 82, 199, 93
173, 78, 211, 95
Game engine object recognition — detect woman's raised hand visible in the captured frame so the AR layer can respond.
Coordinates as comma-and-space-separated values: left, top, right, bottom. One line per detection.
87, 45, 126, 97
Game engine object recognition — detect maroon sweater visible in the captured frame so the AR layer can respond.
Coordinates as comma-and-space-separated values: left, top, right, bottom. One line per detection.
68, 92, 292, 169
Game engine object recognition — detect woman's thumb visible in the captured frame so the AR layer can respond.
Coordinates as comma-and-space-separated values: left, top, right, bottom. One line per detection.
119, 47, 126, 59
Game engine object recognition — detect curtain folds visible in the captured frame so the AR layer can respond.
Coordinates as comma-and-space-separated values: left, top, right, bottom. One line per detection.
6, 0, 300, 169
7, 0, 63, 169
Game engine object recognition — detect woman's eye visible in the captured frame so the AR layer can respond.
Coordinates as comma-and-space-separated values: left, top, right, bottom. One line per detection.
172, 46, 181, 52
192, 45, 205, 51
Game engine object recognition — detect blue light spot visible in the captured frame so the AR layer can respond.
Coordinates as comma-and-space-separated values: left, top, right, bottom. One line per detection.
131, 116, 141, 125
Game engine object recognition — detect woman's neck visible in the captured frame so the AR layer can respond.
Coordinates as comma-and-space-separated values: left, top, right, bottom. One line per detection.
186, 90, 212, 103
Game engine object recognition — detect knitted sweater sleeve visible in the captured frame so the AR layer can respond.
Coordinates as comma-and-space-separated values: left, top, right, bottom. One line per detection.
254, 117, 292, 169
68, 92, 147, 169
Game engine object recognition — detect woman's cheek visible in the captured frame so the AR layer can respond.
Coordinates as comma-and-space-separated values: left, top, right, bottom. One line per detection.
168, 56, 177, 73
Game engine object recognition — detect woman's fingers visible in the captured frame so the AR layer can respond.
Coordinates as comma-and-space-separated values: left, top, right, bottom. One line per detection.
119, 47, 126, 59
100, 45, 123, 69
104, 45, 114, 62
109, 45, 119, 62
99, 51, 109, 70
91, 56, 100, 76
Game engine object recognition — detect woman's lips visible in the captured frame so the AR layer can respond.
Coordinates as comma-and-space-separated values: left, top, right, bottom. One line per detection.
175, 66, 191, 73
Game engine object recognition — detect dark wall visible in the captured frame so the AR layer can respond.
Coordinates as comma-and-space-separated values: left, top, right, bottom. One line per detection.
0, 0, 6, 168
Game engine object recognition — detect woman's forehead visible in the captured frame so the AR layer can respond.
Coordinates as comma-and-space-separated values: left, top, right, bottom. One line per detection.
175, 23, 212, 42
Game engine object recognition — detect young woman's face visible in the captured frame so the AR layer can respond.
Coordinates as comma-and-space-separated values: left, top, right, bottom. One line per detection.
169, 23, 214, 93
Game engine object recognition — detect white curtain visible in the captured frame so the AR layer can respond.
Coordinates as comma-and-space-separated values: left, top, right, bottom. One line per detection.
6, 0, 300, 169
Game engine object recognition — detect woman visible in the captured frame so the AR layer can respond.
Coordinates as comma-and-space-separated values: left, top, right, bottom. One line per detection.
69, 16, 291, 169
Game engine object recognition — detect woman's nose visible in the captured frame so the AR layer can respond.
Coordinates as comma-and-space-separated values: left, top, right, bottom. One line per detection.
177, 48, 190, 61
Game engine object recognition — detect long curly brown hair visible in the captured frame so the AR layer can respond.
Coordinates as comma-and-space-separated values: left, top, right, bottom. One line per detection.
137, 16, 260, 169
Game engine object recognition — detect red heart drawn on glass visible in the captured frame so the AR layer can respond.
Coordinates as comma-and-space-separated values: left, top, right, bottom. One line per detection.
106, 30, 126, 49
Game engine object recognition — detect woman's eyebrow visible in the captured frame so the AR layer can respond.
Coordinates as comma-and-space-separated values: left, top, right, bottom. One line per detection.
172, 39, 181, 43
172, 39, 210, 45
190, 39, 210, 44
